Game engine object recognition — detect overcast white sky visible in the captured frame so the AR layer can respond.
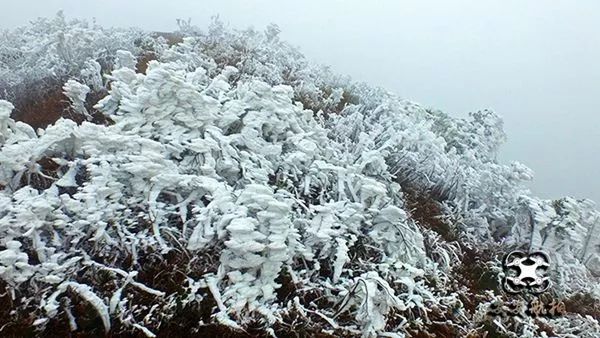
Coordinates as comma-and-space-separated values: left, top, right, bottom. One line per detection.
2, 0, 599, 203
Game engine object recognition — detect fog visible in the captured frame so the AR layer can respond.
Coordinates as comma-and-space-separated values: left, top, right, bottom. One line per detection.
2, 0, 599, 203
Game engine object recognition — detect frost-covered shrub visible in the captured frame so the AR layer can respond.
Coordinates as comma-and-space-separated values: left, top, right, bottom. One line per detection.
0, 11, 145, 93
510, 196, 600, 295
168, 18, 359, 116
0, 12, 157, 130
0, 55, 438, 335
0, 16, 598, 338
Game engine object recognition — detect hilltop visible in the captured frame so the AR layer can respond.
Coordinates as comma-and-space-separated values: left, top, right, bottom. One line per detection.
0, 13, 599, 337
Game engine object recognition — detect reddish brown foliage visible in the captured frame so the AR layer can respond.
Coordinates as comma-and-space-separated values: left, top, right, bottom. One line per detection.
563, 292, 600, 319
404, 186, 456, 242
10, 83, 70, 130
136, 52, 157, 74
152, 32, 184, 47
8, 78, 111, 131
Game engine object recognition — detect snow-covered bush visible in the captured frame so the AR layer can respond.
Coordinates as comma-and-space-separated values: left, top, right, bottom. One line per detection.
0, 11, 145, 93
0, 15, 598, 337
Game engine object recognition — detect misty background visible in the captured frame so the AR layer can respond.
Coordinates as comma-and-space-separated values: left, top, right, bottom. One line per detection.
2, 0, 599, 203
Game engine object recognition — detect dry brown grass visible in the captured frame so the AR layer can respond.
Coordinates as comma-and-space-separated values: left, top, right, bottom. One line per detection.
10, 82, 70, 130
7, 78, 112, 132
563, 292, 600, 319
152, 32, 184, 47
403, 186, 456, 242
135, 52, 157, 74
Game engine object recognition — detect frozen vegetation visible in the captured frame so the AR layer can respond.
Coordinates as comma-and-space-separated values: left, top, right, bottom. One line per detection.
0, 13, 599, 337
